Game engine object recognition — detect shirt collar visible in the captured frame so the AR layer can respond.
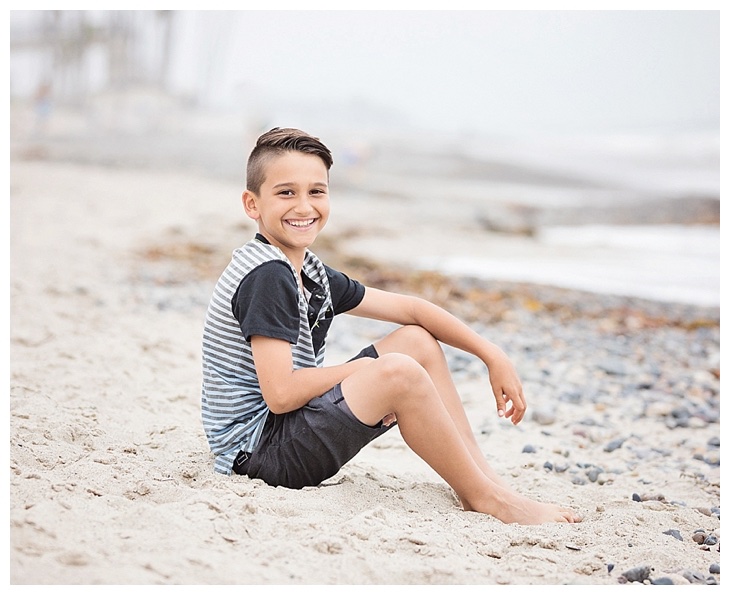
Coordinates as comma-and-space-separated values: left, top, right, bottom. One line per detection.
254, 232, 318, 283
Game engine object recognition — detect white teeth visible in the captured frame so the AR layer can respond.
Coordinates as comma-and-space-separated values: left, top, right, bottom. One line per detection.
288, 219, 314, 227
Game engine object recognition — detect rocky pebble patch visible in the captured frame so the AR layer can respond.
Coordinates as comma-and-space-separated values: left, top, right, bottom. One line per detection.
349, 270, 722, 586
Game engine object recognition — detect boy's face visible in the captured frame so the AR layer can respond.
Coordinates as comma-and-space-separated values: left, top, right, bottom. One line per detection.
243, 151, 330, 261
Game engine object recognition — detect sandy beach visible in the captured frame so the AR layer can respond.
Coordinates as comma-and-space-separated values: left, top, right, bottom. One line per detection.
9, 114, 721, 584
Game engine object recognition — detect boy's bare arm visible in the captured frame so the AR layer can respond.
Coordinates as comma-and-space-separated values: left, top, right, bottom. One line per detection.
349, 287, 527, 424
251, 335, 374, 414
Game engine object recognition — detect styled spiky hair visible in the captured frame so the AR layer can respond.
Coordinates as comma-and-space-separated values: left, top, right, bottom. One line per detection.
246, 128, 333, 194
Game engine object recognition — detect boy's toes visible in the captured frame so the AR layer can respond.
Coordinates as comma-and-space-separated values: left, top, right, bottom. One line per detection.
561, 508, 582, 523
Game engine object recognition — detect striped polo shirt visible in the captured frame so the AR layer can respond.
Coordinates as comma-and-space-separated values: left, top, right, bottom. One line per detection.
200, 235, 338, 475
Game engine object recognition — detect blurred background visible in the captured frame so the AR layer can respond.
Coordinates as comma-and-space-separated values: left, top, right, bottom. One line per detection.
8, 9, 721, 306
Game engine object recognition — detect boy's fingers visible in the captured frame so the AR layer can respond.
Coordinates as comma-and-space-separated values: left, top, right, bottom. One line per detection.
511, 391, 527, 424
493, 383, 527, 422
494, 390, 506, 417
500, 389, 526, 425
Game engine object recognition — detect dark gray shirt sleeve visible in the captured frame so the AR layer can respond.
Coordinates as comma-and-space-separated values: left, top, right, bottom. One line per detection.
325, 265, 366, 314
232, 261, 300, 344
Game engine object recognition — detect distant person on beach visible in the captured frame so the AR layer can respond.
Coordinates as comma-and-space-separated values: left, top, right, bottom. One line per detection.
33, 81, 53, 137
201, 127, 581, 525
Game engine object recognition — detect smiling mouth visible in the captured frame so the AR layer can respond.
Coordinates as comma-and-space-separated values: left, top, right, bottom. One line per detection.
286, 218, 316, 228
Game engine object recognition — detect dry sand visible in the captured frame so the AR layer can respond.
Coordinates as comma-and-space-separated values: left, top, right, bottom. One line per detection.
9, 159, 721, 585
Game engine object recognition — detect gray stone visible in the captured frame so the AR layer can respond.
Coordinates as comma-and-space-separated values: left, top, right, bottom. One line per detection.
622, 565, 652, 582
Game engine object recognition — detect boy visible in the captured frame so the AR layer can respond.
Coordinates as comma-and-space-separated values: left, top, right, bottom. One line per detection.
201, 128, 580, 525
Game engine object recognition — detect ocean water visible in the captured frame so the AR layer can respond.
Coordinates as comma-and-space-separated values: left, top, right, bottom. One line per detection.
407, 131, 721, 308
425, 224, 720, 308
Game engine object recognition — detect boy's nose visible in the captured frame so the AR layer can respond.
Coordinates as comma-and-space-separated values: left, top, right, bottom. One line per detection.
293, 195, 313, 213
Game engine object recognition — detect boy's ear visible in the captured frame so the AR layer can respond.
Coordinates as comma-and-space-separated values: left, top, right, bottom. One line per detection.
242, 190, 260, 220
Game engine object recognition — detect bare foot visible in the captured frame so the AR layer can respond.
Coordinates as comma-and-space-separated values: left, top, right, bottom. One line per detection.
498, 495, 582, 525
464, 487, 582, 525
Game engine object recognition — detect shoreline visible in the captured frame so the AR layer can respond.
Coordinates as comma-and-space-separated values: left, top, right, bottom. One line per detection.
311, 235, 720, 329
10, 102, 720, 309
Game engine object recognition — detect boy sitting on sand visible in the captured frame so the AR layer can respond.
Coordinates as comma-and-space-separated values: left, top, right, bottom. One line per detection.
201, 127, 580, 525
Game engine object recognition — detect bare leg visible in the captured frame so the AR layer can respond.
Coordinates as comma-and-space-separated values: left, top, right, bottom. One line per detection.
340, 339, 580, 524
374, 325, 514, 492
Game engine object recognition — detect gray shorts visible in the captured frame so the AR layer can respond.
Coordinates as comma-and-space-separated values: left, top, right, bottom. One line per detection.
233, 345, 394, 489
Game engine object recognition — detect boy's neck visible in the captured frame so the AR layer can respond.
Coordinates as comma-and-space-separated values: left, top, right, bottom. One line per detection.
255, 232, 307, 272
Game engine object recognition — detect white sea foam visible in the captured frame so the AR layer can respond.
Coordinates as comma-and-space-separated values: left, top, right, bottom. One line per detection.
401, 131, 721, 307
423, 224, 720, 307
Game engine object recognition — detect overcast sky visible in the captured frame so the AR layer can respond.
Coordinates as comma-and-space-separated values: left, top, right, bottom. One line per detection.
168, 10, 720, 136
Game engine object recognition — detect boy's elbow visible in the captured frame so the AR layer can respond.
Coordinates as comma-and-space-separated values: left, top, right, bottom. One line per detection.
261, 387, 291, 415
266, 400, 289, 415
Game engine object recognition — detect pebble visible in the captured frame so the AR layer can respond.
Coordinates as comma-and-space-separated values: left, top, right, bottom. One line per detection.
604, 438, 626, 452
708, 563, 720, 574
586, 467, 603, 483
703, 534, 718, 546
681, 570, 706, 584
530, 406, 557, 426
688, 416, 708, 429
631, 492, 667, 503
651, 577, 674, 585
643, 400, 674, 417
621, 565, 652, 583
671, 406, 692, 419
663, 529, 683, 541
703, 451, 720, 466
558, 389, 582, 404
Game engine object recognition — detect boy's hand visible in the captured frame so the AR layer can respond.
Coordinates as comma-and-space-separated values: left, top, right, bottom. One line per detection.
487, 354, 526, 425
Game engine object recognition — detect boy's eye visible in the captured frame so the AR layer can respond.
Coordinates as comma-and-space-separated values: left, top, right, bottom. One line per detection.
278, 190, 294, 196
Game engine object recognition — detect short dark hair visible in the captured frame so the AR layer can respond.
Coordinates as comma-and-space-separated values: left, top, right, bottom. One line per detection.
246, 127, 334, 194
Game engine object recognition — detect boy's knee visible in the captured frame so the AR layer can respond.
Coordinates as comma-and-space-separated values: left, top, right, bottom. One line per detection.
376, 353, 430, 394
396, 325, 443, 364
